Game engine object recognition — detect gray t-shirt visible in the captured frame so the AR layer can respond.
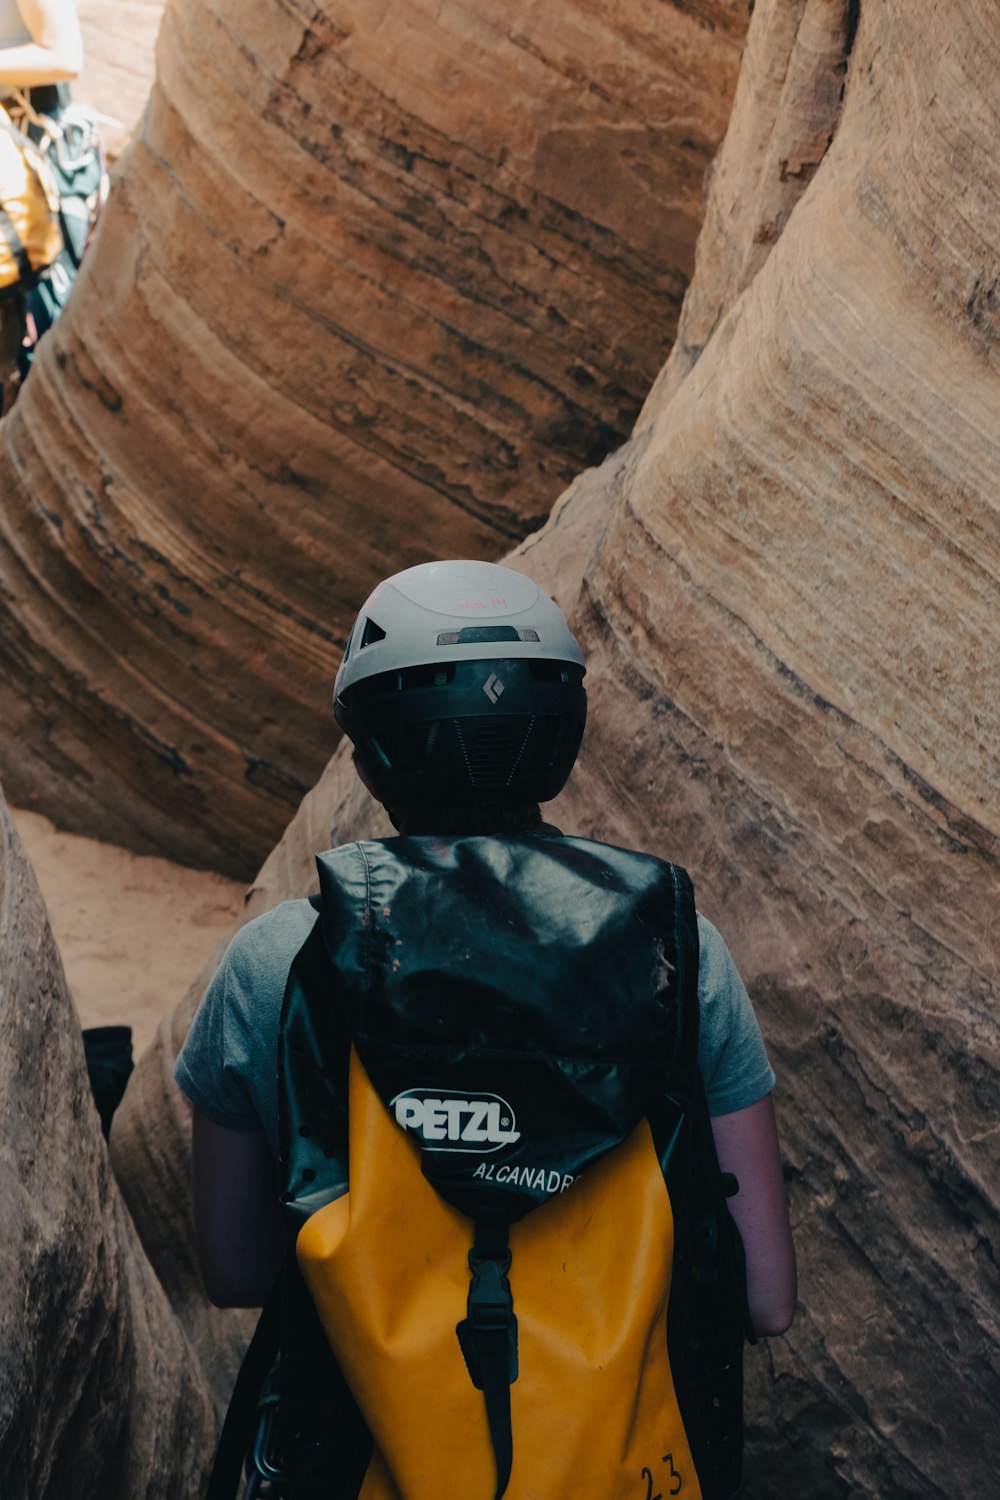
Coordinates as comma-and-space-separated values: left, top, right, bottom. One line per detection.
175, 901, 775, 1159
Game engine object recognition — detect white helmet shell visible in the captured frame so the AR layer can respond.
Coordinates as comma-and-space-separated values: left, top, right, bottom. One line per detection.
334, 560, 587, 806
335, 560, 584, 701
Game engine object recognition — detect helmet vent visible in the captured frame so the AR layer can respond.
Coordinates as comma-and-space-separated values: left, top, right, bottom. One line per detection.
436, 627, 540, 646
361, 618, 387, 648
456, 717, 533, 789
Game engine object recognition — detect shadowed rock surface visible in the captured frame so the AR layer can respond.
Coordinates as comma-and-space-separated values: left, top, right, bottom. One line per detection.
109, 987, 258, 1422
0, 0, 746, 877
0, 784, 218, 1498
112, 2, 999, 1496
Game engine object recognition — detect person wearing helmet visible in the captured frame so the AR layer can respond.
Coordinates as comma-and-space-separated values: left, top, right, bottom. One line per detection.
332, 559, 588, 831
177, 560, 795, 1499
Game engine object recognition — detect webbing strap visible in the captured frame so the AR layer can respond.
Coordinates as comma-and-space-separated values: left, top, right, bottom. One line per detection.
456, 1217, 518, 1500
205, 1276, 282, 1500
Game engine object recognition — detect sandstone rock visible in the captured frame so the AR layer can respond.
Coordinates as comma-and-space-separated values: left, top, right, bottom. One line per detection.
107, 1, 1000, 1494
563, 1, 1000, 1492
640, 0, 858, 411
0, 0, 747, 877
109, 992, 257, 1418
76, 0, 167, 157
0, 783, 218, 1497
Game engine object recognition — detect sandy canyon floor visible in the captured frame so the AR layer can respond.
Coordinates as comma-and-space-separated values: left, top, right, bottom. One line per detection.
11, 806, 245, 1057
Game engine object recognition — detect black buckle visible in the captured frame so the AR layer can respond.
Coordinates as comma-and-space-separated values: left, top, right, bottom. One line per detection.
457, 1257, 519, 1387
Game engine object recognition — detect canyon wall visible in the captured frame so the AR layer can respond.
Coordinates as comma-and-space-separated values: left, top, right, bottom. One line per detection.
0, 0, 746, 876
0, 784, 218, 1498
114, 1, 999, 1496
552, 0, 1000, 1490
5, 0, 997, 1495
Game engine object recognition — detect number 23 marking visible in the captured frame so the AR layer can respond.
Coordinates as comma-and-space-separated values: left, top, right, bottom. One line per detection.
641, 1452, 683, 1498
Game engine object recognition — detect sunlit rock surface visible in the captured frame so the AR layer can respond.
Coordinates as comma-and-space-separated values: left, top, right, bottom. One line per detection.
114, 2, 1000, 1496
0, 785, 217, 1497
76, 0, 166, 156
567, 1, 1000, 1492
0, 0, 746, 877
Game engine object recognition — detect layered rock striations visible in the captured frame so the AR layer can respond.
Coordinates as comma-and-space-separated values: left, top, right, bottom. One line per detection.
567, 1, 1000, 1492
0, 784, 217, 1497
0, 0, 746, 876
115, 2, 1000, 1496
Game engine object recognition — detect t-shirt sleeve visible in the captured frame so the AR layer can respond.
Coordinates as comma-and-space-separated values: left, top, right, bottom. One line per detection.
696, 914, 775, 1116
174, 932, 263, 1133
173, 900, 317, 1153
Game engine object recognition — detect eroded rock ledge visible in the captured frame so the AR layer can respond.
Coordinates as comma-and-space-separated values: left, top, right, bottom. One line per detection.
0, 0, 746, 877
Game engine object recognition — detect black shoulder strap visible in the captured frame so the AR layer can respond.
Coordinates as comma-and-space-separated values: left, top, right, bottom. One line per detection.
276, 903, 375, 1498
279, 903, 351, 1233
204, 1276, 282, 1500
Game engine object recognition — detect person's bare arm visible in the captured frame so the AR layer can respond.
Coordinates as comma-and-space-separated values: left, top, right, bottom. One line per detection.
191, 1109, 287, 1308
0, 0, 83, 87
711, 1093, 797, 1337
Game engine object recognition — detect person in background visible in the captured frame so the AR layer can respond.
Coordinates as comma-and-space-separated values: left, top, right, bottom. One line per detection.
0, 0, 102, 412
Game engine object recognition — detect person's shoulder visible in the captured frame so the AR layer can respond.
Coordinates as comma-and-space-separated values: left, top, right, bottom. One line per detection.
218, 897, 317, 976
696, 911, 729, 957
695, 911, 751, 1008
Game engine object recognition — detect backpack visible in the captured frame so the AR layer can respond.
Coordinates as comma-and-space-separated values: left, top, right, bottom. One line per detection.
0, 103, 62, 295
250, 832, 752, 1500
0, 92, 106, 399
18, 93, 106, 270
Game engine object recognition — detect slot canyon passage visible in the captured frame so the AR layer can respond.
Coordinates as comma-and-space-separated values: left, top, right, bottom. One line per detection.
1, 1, 998, 1497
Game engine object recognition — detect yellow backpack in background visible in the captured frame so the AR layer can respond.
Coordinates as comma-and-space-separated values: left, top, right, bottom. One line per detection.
0, 104, 63, 292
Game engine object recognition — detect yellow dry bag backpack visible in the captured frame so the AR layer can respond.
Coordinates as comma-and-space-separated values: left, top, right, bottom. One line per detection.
0, 104, 62, 293
256, 832, 752, 1500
